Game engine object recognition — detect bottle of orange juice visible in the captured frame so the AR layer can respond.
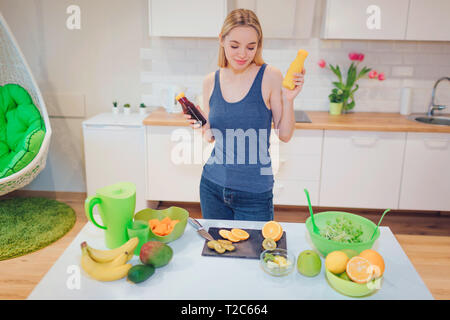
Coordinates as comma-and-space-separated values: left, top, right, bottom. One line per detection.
282, 49, 308, 90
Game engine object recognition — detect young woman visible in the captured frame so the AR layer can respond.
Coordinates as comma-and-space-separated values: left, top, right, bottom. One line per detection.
185, 9, 305, 221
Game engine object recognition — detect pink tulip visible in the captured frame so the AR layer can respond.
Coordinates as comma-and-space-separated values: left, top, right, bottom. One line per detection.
348, 52, 360, 61
358, 53, 365, 62
318, 59, 326, 68
368, 70, 378, 79
378, 72, 385, 81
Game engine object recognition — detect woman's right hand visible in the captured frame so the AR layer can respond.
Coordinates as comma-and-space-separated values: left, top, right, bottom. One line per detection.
183, 105, 209, 130
183, 106, 214, 142
183, 112, 202, 130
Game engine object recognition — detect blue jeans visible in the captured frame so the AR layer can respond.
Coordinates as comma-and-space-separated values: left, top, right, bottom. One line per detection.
199, 174, 274, 221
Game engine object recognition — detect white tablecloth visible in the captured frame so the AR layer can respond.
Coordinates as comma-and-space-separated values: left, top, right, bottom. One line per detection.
28, 218, 433, 300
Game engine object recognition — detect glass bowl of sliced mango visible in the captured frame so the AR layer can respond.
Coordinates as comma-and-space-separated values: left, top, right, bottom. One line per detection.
260, 248, 295, 277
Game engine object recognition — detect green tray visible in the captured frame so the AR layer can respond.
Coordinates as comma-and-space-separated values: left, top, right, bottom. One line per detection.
134, 206, 188, 243
325, 268, 382, 297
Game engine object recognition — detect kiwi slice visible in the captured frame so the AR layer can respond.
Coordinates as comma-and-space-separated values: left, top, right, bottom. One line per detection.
213, 243, 226, 254
207, 240, 219, 249
262, 238, 277, 250
222, 244, 235, 252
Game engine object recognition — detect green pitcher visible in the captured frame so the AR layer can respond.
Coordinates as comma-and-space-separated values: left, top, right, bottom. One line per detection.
85, 182, 136, 249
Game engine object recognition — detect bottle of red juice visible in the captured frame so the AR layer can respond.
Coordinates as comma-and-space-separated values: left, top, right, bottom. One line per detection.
176, 92, 207, 127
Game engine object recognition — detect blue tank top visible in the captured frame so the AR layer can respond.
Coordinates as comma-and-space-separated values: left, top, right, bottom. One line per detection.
202, 63, 274, 193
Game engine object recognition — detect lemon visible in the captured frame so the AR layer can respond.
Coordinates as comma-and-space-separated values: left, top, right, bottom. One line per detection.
262, 238, 277, 250
325, 250, 349, 274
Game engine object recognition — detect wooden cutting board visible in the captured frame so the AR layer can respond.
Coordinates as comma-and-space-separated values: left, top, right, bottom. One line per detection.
201, 227, 287, 259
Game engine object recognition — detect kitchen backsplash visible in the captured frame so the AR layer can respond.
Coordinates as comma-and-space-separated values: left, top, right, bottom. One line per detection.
141, 37, 450, 114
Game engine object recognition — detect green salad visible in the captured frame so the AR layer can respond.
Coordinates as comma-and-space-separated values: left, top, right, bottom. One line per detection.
319, 216, 364, 243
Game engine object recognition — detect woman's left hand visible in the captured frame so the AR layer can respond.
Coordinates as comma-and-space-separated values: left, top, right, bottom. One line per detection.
282, 68, 306, 102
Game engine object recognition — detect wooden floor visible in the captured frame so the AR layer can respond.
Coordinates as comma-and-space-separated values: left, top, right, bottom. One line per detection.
1, 192, 449, 300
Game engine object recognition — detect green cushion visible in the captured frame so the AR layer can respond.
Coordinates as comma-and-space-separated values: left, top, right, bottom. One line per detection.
0, 84, 46, 179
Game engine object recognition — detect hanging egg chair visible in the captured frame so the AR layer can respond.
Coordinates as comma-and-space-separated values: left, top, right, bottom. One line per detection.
0, 11, 51, 195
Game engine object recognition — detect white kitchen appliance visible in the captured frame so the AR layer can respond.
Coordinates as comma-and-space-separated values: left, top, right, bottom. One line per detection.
82, 113, 149, 212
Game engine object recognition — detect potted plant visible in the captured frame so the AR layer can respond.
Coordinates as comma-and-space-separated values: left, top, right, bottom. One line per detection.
328, 88, 344, 115
139, 103, 147, 115
123, 103, 131, 115
112, 101, 119, 114
318, 53, 385, 113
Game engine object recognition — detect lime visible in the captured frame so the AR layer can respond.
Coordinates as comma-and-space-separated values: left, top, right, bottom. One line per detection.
262, 238, 277, 250
339, 272, 351, 281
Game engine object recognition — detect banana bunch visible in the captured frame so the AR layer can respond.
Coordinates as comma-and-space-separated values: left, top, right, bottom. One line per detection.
80, 237, 138, 282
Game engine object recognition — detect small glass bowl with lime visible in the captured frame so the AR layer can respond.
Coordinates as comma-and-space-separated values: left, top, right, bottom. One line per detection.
260, 248, 295, 277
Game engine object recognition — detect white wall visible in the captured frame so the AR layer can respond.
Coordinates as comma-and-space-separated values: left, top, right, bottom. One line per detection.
0, 0, 150, 192
0, 0, 449, 192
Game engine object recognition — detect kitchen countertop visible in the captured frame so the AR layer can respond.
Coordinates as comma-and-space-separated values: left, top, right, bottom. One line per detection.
143, 108, 450, 133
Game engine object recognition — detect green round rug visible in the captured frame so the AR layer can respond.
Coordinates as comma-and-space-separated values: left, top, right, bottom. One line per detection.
0, 197, 76, 261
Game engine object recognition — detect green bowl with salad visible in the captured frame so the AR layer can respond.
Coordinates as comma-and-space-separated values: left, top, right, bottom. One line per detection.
305, 211, 380, 257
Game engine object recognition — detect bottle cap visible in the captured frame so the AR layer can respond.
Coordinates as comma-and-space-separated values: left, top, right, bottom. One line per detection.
297, 49, 309, 57
176, 92, 185, 101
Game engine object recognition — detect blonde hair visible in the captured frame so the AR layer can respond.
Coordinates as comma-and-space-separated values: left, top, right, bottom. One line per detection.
218, 9, 265, 68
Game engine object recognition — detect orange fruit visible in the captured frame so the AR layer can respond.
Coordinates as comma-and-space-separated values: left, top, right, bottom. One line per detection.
218, 229, 240, 242
346, 256, 375, 284
262, 221, 283, 241
359, 249, 385, 277
231, 228, 249, 241
219, 229, 232, 239
225, 233, 241, 242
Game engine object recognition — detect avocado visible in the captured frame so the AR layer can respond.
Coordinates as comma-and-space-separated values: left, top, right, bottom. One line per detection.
127, 264, 155, 284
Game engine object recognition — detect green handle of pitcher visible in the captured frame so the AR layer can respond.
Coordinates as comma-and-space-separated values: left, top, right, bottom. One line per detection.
85, 196, 107, 230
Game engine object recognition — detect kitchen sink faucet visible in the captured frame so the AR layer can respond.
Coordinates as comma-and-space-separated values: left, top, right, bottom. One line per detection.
427, 76, 450, 116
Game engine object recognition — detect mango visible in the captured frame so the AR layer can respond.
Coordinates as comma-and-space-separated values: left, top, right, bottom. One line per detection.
140, 241, 173, 268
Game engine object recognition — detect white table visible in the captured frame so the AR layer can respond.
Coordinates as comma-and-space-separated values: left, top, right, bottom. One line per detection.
28, 218, 433, 300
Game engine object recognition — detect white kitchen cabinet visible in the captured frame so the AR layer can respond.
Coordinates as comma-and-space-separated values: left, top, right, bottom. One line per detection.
146, 126, 213, 202
148, 0, 227, 37
406, 0, 450, 41
319, 130, 406, 209
399, 132, 450, 211
271, 130, 323, 206
233, 0, 316, 39
146, 127, 323, 205
83, 113, 149, 212
322, 0, 450, 41
144, 123, 449, 211
321, 0, 409, 40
